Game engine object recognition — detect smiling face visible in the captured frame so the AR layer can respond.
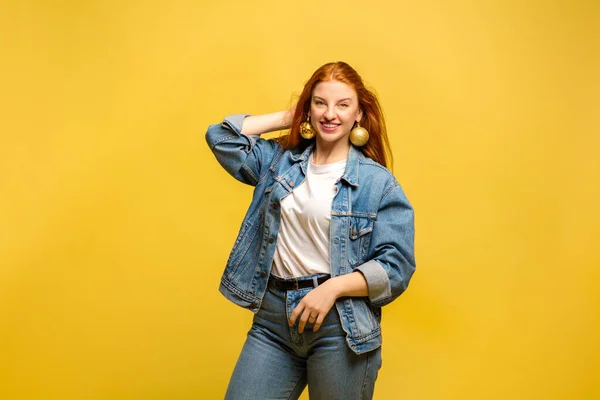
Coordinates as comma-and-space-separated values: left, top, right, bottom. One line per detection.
309, 80, 363, 148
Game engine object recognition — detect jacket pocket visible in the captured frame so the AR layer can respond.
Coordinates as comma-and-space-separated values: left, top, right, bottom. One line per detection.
225, 220, 252, 271
348, 216, 374, 264
225, 206, 264, 276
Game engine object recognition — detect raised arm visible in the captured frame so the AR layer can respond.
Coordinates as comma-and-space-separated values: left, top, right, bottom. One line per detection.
240, 108, 294, 136
206, 107, 294, 186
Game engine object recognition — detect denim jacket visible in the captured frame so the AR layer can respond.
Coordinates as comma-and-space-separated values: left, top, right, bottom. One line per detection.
205, 114, 416, 354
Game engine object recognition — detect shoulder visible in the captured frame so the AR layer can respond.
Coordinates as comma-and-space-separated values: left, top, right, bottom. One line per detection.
357, 154, 399, 193
358, 157, 412, 213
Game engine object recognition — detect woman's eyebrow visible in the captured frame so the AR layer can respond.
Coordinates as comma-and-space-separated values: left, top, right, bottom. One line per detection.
313, 96, 353, 102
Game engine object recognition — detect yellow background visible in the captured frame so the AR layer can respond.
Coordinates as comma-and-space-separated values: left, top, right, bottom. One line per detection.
1, 0, 598, 399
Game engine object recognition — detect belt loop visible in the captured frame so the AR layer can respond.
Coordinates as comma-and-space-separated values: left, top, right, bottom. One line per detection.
312, 276, 319, 288
294, 279, 299, 290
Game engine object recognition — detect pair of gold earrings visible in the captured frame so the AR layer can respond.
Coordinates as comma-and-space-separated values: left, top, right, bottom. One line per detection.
299, 115, 369, 147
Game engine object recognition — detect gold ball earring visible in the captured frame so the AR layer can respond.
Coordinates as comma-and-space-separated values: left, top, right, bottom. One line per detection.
299, 115, 316, 140
350, 122, 369, 147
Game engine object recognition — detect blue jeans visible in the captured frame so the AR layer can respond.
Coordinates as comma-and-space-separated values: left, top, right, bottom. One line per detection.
225, 275, 382, 400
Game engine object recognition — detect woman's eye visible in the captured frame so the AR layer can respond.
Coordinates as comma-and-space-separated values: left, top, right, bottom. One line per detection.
316, 100, 325, 105
340, 103, 349, 108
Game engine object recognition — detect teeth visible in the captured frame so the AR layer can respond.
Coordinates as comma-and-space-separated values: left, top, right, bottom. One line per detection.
323, 124, 337, 128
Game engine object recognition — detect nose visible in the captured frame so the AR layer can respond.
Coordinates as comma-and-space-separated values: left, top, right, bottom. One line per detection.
324, 106, 336, 120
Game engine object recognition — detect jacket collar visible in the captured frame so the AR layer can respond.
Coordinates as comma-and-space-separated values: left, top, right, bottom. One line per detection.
289, 143, 362, 187
341, 146, 362, 187
289, 143, 313, 162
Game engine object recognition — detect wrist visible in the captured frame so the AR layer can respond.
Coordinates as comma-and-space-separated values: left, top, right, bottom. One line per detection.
277, 110, 292, 130
326, 272, 369, 299
241, 111, 289, 136
325, 276, 345, 299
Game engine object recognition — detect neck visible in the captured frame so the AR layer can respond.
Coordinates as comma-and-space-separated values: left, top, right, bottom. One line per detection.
312, 139, 350, 165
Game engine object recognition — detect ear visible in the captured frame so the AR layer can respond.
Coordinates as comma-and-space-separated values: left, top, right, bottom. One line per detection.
356, 108, 363, 124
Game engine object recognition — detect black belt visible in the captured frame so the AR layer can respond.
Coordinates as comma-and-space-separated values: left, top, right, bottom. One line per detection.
268, 274, 331, 291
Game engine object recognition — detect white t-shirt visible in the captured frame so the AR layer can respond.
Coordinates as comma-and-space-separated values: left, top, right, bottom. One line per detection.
271, 155, 347, 278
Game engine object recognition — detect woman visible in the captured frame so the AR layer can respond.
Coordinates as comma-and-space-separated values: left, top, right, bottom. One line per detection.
206, 61, 416, 399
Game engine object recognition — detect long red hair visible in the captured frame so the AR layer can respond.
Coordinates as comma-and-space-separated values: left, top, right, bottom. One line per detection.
281, 62, 393, 168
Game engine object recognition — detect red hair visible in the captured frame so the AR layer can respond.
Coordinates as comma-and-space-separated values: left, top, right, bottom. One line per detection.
281, 62, 393, 168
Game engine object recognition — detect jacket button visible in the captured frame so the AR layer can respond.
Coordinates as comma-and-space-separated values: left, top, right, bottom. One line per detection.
268, 237, 275, 243
289, 181, 295, 187
260, 271, 266, 278
251, 302, 258, 309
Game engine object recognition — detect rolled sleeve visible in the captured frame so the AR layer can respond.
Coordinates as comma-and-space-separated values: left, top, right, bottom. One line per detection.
223, 114, 251, 135
205, 114, 281, 186
355, 260, 391, 303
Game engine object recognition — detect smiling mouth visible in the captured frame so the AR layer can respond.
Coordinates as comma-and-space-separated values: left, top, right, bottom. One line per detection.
320, 122, 340, 131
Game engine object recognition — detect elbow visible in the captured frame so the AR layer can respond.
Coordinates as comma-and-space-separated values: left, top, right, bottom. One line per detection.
361, 258, 415, 308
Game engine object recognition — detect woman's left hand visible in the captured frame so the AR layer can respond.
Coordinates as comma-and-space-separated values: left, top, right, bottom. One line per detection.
289, 281, 338, 333
288, 273, 369, 334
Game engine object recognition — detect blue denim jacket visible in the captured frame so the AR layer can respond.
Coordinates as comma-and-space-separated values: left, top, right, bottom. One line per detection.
206, 115, 416, 354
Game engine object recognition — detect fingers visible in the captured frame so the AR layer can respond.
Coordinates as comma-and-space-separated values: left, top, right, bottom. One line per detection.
297, 310, 315, 334
290, 304, 319, 334
297, 314, 307, 334
312, 313, 325, 332
289, 302, 304, 327
294, 308, 324, 333
299, 310, 326, 333
289, 286, 336, 333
